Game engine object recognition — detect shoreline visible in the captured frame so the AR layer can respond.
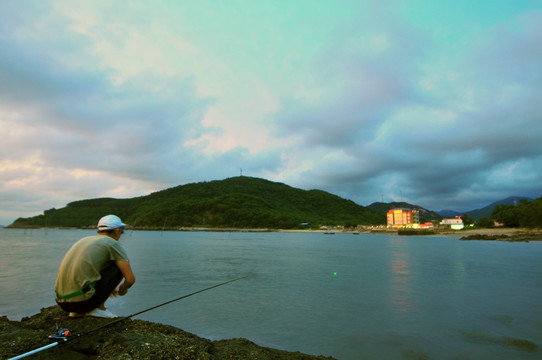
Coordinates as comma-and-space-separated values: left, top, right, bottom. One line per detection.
289, 227, 542, 241
435, 228, 542, 241
1, 306, 336, 360
4, 226, 542, 241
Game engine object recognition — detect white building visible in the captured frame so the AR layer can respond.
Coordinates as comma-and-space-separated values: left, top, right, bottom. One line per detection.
440, 216, 464, 230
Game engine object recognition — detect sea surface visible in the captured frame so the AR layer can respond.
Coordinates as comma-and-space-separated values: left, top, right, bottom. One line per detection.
1, 228, 541, 360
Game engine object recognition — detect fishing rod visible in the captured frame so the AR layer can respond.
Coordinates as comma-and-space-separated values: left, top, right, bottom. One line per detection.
9, 276, 247, 360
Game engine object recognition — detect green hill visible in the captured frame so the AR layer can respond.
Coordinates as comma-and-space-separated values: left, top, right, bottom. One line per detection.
9, 177, 385, 229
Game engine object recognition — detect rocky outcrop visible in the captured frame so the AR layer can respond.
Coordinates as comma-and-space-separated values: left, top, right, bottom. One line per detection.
1, 306, 336, 360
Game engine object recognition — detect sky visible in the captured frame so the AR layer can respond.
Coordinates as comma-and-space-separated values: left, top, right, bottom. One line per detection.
1, 0, 542, 225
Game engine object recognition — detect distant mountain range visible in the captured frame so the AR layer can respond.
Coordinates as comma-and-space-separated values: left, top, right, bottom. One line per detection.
367, 196, 535, 222
437, 196, 534, 221
8, 176, 536, 228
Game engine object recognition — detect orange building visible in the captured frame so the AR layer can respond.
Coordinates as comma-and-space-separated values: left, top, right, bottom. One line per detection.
387, 208, 420, 228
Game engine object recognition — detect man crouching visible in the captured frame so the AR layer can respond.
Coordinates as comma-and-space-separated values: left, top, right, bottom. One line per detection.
54, 215, 136, 318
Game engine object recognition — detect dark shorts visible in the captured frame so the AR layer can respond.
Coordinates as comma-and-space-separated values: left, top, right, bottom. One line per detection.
57, 263, 123, 314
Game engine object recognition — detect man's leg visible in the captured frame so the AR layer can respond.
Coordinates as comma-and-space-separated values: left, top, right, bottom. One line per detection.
89, 262, 124, 310
57, 263, 123, 314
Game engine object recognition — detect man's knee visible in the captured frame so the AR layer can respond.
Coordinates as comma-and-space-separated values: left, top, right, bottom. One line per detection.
100, 263, 123, 284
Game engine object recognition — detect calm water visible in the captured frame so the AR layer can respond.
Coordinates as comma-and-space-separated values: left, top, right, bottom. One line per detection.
1, 228, 541, 360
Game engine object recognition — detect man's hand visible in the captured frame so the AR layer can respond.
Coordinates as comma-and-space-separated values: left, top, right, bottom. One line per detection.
115, 260, 135, 297
118, 283, 130, 296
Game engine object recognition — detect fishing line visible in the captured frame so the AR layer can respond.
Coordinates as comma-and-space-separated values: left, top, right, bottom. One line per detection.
9, 276, 247, 360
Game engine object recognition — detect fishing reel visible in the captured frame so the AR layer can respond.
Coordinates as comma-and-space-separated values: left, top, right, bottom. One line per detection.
48, 328, 70, 341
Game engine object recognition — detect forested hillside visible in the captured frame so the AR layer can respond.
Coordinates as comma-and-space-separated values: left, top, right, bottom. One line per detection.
9, 177, 385, 229
492, 197, 542, 228
465, 196, 534, 220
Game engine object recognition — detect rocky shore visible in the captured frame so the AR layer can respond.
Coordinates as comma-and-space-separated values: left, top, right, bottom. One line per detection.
389, 227, 542, 241
450, 228, 542, 242
1, 306, 336, 360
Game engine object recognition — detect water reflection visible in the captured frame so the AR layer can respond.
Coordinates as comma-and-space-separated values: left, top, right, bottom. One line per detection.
388, 238, 414, 314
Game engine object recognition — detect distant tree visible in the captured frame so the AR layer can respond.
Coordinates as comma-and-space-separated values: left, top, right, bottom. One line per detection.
461, 214, 473, 227
476, 217, 494, 228
492, 204, 521, 227
344, 221, 355, 229
519, 197, 542, 228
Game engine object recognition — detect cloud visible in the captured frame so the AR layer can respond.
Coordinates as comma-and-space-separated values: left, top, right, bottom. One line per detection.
268, 6, 542, 211
1, 1, 542, 225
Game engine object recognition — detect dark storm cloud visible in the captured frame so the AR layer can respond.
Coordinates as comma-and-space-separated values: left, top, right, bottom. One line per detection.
271, 10, 542, 210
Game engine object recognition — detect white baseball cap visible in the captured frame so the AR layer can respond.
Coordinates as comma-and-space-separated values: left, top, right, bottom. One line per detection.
97, 215, 126, 230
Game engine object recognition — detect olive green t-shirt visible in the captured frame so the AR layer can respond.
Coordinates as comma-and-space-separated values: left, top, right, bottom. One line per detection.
55, 235, 129, 303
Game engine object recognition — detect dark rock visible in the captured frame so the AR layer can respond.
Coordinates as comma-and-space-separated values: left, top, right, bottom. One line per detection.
1, 306, 336, 360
